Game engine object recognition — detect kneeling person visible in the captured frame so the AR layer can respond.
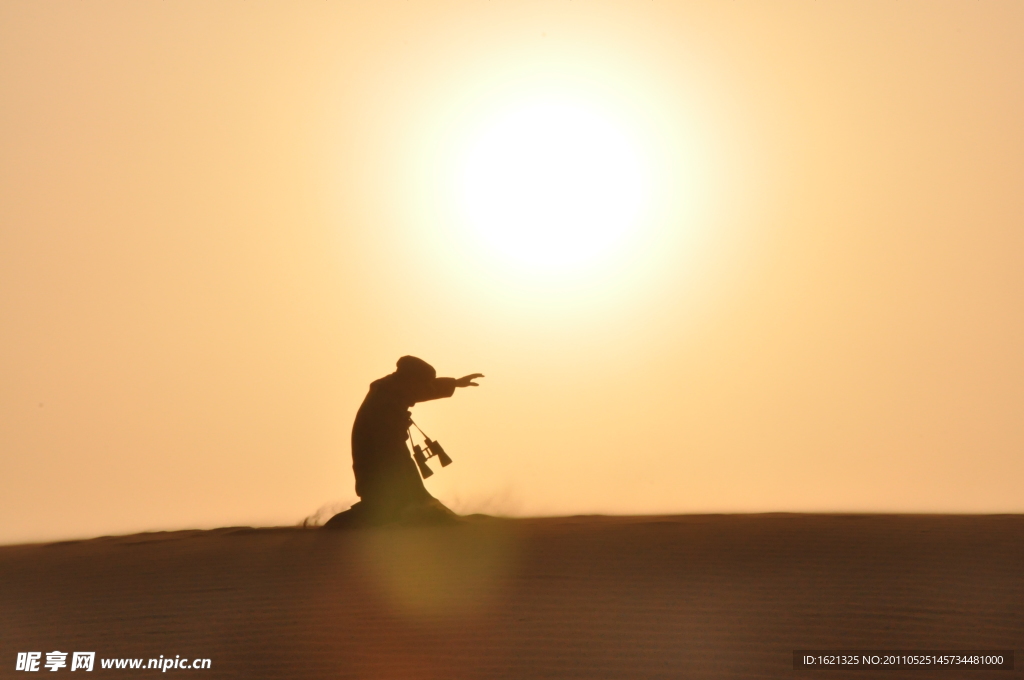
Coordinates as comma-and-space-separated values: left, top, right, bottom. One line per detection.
333, 356, 482, 526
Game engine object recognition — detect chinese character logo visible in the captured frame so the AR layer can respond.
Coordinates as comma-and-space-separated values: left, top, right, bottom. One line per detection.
16, 652, 41, 672
70, 653, 95, 672
16, 651, 95, 672
44, 651, 68, 672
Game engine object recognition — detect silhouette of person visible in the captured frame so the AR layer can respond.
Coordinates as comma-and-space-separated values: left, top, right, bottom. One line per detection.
328, 356, 483, 527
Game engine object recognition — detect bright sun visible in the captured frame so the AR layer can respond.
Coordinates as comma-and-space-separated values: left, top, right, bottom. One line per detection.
457, 101, 649, 273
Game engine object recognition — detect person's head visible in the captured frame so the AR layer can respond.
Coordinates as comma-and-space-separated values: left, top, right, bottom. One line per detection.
395, 355, 436, 384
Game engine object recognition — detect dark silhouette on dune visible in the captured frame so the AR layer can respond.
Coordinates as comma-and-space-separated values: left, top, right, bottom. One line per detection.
324, 356, 483, 529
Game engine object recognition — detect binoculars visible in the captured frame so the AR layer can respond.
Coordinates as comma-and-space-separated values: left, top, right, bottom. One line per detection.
408, 422, 453, 479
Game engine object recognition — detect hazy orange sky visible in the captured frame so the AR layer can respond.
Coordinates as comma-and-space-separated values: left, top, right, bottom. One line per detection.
2, 1, 1022, 544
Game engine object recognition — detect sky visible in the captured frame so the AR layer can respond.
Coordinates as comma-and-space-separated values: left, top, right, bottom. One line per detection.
2, 1, 1022, 545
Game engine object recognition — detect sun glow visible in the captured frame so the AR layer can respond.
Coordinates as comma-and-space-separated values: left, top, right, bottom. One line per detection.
457, 101, 650, 273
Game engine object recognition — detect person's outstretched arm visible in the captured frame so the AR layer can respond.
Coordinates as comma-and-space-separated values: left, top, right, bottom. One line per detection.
415, 373, 484, 403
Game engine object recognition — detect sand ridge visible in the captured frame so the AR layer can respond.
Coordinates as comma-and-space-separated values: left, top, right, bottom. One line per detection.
1, 514, 1021, 679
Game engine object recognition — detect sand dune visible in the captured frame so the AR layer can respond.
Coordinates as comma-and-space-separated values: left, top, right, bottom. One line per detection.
1, 514, 1021, 679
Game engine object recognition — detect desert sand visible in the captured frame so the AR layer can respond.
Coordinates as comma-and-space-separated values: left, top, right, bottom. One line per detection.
1, 514, 1021, 679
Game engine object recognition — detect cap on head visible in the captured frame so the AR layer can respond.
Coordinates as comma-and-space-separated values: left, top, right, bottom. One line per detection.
395, 355, 436, 382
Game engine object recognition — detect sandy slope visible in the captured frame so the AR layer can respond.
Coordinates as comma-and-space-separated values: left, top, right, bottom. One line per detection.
1, 514, 1021, 679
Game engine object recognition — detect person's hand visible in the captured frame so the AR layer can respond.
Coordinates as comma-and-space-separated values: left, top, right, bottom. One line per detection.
455, 373, 484, 388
